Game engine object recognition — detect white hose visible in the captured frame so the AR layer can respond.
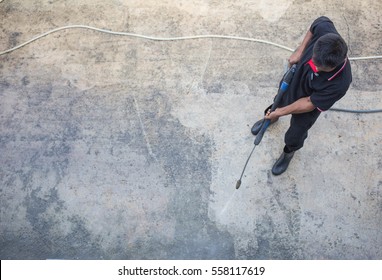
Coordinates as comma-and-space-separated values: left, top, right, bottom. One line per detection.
1, 25, 381, 61
1, 24, 381, 113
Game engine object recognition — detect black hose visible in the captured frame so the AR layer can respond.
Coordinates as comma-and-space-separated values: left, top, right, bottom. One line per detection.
329, 107, 382, 114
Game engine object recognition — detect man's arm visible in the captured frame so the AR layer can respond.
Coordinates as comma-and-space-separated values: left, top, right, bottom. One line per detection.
265, 97, 316, 120
288, 28, 313, 65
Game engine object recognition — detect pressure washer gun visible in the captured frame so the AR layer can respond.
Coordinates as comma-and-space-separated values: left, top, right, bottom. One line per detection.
254, 64, 297, 145
235, 64, 297, 190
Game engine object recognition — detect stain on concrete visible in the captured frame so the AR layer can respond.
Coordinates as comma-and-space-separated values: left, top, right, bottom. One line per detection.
9, 32, 22, 48
127, 90, 235, 259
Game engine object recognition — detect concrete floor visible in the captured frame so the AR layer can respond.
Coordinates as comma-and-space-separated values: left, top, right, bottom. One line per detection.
1, 0, 381, 260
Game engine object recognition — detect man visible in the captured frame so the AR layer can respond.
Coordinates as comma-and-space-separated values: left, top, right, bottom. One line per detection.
251, 16, 352, 175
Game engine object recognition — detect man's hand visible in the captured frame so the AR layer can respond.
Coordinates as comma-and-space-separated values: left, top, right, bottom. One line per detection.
288, 29, 313, 66
264, 108, 280, 121
265, 97, 316, 120
288, 48, 303, 66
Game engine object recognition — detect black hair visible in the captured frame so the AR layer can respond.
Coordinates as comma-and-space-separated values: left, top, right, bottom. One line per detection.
313, 33, 348, 69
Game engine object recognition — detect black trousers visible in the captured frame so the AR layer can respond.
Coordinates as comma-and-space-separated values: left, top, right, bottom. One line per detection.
264, 104, 321, 153
284, 109, 321, 152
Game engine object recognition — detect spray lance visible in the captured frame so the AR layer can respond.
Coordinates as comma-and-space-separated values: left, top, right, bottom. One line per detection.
236, 64, 297, 189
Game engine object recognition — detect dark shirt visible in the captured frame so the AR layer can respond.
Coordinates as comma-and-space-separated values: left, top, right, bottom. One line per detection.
280, 16, 352, 112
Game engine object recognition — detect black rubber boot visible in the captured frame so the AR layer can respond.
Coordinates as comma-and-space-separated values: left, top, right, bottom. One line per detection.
251, 118, 279, 135
272, 150, 295, 175
251, 119, 264, 135
251, 104, 278, 135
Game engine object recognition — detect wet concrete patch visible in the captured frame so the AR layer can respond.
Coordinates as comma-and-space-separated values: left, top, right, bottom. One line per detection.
0, 78, 234, 259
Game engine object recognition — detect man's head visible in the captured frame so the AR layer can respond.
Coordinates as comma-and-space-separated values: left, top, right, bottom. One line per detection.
312, 33, 348, 72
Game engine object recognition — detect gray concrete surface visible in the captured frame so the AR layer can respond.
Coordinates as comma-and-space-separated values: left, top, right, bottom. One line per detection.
1, 0, 381, 260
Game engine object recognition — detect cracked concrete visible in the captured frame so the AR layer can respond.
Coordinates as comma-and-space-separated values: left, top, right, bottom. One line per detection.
1, 0, 381, 260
